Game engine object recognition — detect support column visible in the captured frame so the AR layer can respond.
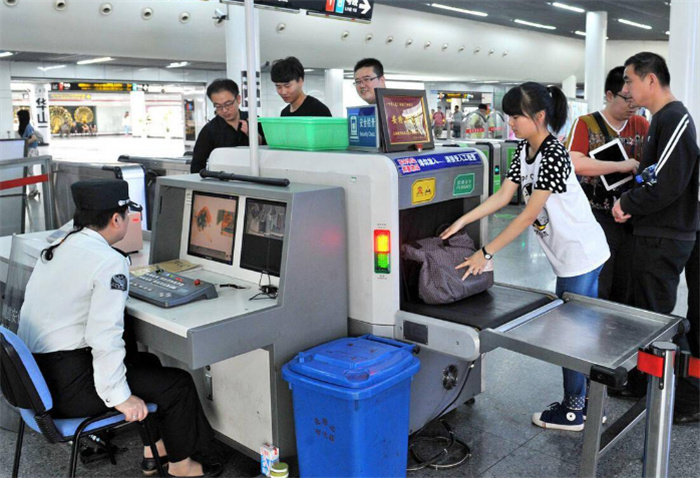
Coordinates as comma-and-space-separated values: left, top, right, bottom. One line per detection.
584, 12, 607, 113
324, 68, 345, 117
668, 0, 700, 139
225, 3, 261, 111
562, 75, 577, 99
28, 83, 51, 145
0, 61, 13, 139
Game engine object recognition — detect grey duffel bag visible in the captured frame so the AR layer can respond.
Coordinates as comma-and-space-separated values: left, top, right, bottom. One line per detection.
401, 231, 494, 305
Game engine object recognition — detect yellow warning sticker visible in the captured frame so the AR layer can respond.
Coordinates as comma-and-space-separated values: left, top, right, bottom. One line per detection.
412, 178, 436, 204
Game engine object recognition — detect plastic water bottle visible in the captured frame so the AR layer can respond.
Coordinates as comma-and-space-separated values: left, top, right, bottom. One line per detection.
635, 163, 658, 186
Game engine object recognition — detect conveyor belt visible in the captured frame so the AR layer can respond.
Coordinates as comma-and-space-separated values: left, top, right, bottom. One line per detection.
401, 284, 554, 331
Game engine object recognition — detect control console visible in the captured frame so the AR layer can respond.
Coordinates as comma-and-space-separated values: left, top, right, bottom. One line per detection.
129, 270, 218, 308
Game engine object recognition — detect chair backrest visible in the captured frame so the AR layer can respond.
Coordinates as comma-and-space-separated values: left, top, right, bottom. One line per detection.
0, 326, 53, 414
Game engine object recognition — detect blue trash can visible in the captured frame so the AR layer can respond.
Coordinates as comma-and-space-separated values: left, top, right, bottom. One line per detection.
282, 335, 420, 478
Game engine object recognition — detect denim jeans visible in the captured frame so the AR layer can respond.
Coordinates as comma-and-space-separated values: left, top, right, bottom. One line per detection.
555, 264, 603, 409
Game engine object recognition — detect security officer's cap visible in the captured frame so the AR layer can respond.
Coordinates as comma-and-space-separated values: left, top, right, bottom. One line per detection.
71, 179, 142, 211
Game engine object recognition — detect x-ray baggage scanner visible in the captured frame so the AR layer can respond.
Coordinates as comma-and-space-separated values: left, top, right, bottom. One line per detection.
126, 174, 347, 458
208, 147, 687, 475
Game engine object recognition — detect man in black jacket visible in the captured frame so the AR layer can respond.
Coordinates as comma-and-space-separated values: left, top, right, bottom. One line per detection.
612, 52, 700, 422
190, 78, 265, 173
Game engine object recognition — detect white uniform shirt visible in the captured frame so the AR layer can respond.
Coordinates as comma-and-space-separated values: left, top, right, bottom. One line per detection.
506, 136, 610, 278
18, 228, 132, 408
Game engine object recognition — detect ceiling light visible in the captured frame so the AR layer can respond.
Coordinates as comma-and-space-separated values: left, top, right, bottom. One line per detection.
481, 80, 499, 83
574, 30, 609, 39
304, 68, 314, 72
166, 61, 189, 68
38, 65, 66, 71
430, 3, 487, 17
76, 57, 114, 65
0, 51, 14, 58
514, 19, 556, 30
618, 18, 652, 30
552, 2, 585, 14
665, 31, 670, 35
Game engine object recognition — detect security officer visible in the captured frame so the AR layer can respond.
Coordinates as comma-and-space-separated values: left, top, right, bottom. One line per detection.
18, 180, 223, 477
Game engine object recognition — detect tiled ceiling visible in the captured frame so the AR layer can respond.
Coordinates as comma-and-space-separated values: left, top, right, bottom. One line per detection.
376, 0, 670, 41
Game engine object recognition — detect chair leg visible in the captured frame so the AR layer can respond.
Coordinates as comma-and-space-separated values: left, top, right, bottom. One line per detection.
140, 419, 166, 478
69, 436, 81, 478
12, 418, 25, 478
103, 435, 117, 465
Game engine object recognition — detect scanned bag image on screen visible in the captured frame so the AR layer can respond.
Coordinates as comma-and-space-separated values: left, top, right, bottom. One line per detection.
241, 199, 287, 277
245, 201, 286, 239
187, 191, 238, 265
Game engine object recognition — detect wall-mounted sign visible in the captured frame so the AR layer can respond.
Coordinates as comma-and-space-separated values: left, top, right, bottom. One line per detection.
297, 0, 374, 21
347, 104, 379, 150
375, 88, 433, 152
393, 151, 482, 176
51, 82, 151, 92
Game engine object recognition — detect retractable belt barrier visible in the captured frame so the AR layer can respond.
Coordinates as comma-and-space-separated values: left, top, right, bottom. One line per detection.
635, 342, 698, 478
0, 173, 50, 191
637, 347, 700, 380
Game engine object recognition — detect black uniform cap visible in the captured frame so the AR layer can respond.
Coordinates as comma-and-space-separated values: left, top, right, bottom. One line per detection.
71, 179, 142, 211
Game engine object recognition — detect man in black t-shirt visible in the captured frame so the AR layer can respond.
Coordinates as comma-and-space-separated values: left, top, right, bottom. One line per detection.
191, 78, 265, 173
271, 57, 332, 117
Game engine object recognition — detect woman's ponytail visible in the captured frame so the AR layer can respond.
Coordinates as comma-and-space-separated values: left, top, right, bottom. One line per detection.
546, 85, 568, 134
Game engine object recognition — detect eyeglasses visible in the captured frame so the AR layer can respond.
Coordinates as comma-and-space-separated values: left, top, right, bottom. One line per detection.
353, 76, 379, 86
615, 93, 634, 103
213, 100, 237, 112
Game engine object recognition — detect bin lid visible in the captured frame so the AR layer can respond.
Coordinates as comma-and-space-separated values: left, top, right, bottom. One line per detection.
285, 335, 416, 389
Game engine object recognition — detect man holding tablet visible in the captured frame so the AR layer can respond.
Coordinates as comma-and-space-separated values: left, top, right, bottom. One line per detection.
566, 66, 649, 305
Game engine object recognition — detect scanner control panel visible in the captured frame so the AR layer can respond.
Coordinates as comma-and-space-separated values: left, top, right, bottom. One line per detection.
129, 270, 218, 308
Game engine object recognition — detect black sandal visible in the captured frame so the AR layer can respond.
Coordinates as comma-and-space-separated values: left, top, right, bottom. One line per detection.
141, 455, 169, 476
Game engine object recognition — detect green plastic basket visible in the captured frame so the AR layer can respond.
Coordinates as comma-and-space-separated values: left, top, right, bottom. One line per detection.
259, 117, 349, 151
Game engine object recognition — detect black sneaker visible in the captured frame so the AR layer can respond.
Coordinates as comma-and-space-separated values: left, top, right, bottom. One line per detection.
582, 401, 607, 424
532, 402, 584, 431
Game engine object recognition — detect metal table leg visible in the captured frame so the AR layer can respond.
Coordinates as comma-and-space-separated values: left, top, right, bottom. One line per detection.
642, 342, 677, 478
579, 380, 607, 477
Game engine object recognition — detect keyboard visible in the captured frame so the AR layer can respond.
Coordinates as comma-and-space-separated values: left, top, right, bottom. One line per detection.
129, 270, 218, 308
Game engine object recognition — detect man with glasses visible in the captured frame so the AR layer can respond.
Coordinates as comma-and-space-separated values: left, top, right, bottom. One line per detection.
566, 66, 649, 306
353, 58, 386, 105
191, 78, 265, 173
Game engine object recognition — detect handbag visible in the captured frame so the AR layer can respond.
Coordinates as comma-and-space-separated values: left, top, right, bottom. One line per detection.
401, 231, 493, 305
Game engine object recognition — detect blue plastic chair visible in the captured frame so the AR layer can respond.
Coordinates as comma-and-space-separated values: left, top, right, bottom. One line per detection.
0, 326, 166, 478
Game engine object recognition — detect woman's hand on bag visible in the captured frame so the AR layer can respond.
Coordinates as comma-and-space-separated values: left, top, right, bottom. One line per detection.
439, 219, 464, 240
456, 250, 487, 280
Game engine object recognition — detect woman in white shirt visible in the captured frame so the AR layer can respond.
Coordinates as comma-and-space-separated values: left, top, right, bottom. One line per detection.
441, 82, 610, 432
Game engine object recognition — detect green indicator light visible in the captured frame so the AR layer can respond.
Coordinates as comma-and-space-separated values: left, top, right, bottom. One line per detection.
374, 253, 391, 273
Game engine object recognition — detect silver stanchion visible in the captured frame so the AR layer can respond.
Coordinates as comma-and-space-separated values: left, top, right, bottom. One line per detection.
641, 342, 677, 478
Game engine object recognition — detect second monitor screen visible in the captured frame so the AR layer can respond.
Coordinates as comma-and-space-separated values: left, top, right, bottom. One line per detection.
188, 191, 238, 265
240, 198, 286, 277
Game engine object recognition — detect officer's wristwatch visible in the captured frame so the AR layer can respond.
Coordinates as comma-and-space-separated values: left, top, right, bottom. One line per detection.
482, 246, 493, 260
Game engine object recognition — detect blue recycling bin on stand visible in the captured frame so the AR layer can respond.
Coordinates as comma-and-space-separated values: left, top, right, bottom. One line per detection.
282, 335, 420, 478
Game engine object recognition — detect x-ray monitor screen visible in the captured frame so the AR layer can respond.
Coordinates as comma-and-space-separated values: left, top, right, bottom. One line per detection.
240, 199, 286, 277
187, 191, 238, 265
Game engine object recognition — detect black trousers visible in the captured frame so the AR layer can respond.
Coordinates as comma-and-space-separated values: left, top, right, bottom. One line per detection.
595, 212, 634, 305
34, 349, 214, 462
630, 235, 696, 314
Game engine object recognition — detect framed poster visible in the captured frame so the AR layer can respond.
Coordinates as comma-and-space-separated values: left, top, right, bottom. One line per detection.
375, 88, 434, 152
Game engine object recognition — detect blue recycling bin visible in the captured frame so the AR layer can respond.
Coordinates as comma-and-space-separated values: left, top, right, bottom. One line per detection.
282, 335, 420, 478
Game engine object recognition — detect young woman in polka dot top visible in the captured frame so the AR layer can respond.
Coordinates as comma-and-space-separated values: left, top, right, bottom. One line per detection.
441, 82, 610, 431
